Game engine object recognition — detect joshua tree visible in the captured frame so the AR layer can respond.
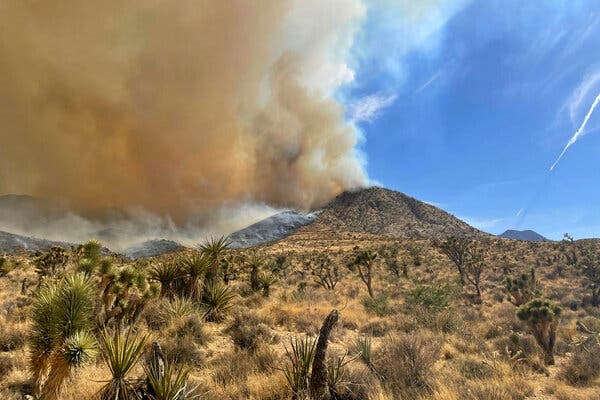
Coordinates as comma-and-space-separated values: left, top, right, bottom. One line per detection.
349, 249, 378, 298
463, 244, 486, 303
34, 246, 69, 282
517, 298, 562, 365
504, 268, 539, 306
99, 265, 159, 329
435, 237, 471, 286
29, 274, 98, 399
310, 256, 341, 290
579, 246, 600, 306
199, 236, 230, 301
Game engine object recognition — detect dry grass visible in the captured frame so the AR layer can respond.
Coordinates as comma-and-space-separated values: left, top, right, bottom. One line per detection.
0, 239, 599, 399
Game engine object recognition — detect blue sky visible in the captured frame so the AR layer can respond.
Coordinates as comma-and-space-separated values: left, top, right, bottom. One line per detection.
344, 0, 600, 240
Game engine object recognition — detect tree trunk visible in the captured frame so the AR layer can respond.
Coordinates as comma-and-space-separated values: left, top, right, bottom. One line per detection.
310, 310, 339, 400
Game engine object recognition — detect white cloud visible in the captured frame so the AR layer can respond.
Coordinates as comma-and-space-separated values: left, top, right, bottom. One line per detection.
347, 92, 397, 123
564, 69, 600, 123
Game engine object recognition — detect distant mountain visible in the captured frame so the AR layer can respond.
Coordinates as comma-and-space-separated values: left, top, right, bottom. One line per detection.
308, 187, 486, 239
228, 210, 318, 248
0, 230, 75, 254
121, 239, 186, 259
499, 229, 549, 242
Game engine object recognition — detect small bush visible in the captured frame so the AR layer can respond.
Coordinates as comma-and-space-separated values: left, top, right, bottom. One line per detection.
362, 294, 392, 316
226, 311, 272, 351
458, 357, 495, 380
373, 330, 441, 398
0, 322, 27, 352
406, 283, 453, 310
560, 336, 600, 385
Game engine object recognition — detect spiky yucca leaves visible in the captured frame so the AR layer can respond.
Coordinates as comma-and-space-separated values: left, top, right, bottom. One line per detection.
99, 329, 149, 400
29, 274, 97, 399
282, 336, 317, 400
149, 262, 184, 299
198, 236, 230, 299
201, 282, 236, 322
177, 252, 209, 299
160, 297, 198, 322
145, 360, 197, 400
41, 331, 98, 400
259, 271, 277, 297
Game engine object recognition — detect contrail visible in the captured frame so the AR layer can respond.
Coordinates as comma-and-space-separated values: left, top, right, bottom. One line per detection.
550, 93, 600, 171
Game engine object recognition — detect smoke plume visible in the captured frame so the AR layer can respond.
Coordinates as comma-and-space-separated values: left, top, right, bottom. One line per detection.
0, 1, 368, 227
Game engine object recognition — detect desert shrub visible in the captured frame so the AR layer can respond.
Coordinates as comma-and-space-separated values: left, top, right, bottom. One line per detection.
0, 353, 15, 379
457, 357, 495, 380
359, 319, 393, 337
406, 283, 453, 310
161, 338, 204, 367
362, 293, 392, 316
226, 311, 272, 351
211, 350, 256, 387
0, 256, 14, 276
172, 314, 210, 346
560, 335, 600, 385
373, 330, 441, 398
0, 319, 27, 352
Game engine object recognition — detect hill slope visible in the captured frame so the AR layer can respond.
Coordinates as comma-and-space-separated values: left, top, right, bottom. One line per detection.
228, 210, 318, 248
305, 186, 485, 239
0, 230, 74, 253
499, 229, 549, 242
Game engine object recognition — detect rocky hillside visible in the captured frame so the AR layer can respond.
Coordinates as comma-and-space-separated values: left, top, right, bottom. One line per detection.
499, 229, 550, 242
0, 230, 74, 253
228, 210, 318, 248
305, 186, 486, 239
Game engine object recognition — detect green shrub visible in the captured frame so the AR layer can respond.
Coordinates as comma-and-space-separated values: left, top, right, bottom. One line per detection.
406, 283, 453, 310
362, 294, 392, 316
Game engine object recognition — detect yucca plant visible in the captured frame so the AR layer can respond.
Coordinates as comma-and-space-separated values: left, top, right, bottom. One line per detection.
201, 282, 236, 322
29, 274, 97, 399
99, 329, 148, 400
198, 236, 230, 299
282, 335, 317, 400
145, 360, 197, 400
177, 252, 209, 299
355, 335, 372, 365
160, 297, 198, 322
149, 263, 184, 299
